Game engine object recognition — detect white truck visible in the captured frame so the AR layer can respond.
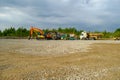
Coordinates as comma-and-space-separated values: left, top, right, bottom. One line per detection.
80, 31, 103, 40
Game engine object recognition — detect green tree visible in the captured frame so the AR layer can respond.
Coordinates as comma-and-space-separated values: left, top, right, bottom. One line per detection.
2, 27, 16, 36
76, 30, 83, 36
52, 28, 57, 32
3, 28, 8, 36
16, 27, 29, 37
115, 28, 120, 32
9, 27, 16, 36
102, 30, 113, 38
58, 27, 63, 33
0, 30, 2, 36
113, 28, 120, 37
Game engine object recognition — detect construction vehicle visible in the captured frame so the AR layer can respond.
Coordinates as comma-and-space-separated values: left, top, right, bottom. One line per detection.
44, 31, 61, 40
28, 27, 45, 40
28, 27, 61, 40
69, 33, 76, 40
114, 37, 120, 40
60, 33, 69, 40
60, 33, 77, 40
80, 31, 103, 40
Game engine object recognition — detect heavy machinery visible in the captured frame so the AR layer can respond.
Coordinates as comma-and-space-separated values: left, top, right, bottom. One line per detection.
44, 31, 61, 40
69, 33, 76, 40
60, 33, 69, 40
28, 27, 61, 40
114, 37, 120, 40
80, 31, 103, 40
28, 26, 45, 40
60, 33, 77, 40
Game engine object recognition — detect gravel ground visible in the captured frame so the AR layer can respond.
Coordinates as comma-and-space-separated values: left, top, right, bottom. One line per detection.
0, 39, 120, 56
0, 39, 120, 80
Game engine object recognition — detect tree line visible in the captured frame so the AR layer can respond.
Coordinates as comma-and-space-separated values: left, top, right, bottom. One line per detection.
0, 27, 120, 38
0, 27, 29, 38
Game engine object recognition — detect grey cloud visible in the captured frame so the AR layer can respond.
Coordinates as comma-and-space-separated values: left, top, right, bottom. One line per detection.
0, 0, 120, 31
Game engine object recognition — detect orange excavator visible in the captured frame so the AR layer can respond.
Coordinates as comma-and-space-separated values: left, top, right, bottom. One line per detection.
28, 26, 44, 40
28, 26, 53, 40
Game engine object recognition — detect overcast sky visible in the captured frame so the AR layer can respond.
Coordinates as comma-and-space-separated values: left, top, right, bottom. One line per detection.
0, 0, 120, 31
